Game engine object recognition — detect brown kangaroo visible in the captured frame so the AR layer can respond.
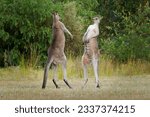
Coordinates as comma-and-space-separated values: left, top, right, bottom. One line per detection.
82, 16, 103, 88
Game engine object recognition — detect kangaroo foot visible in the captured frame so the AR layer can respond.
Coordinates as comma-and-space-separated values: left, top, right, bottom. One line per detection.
63, 79, 72, 89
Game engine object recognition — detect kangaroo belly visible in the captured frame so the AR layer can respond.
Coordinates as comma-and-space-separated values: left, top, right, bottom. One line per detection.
82, 38, 99, 64
53, 48, 65, 64
48, 25, 66, 64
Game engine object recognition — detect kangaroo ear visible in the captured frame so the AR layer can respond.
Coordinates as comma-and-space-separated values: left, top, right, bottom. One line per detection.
100, 16, 103, 20
52, 11, 58, 15
55, 11, 58, 15
52, 12, 55, 16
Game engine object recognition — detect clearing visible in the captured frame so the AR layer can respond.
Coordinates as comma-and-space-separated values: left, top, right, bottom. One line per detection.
0, 75, 150, 100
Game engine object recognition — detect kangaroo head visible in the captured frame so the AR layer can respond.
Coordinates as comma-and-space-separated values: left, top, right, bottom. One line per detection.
52, 12, 60, 21
93, 16, 103, 24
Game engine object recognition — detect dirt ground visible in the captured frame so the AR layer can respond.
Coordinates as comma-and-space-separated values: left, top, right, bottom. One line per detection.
0, 75, 150, 100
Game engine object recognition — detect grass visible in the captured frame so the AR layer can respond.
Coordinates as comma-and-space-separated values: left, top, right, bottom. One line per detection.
0, 57, 150, 100
0, 76, 150, 100
67, 57, 150, 78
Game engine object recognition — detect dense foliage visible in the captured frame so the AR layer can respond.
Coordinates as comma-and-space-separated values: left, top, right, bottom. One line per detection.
0, 0, 149, 67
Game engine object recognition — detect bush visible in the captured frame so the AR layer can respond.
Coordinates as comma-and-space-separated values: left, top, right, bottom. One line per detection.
101, 3, 150, 62
0, 0, 149, 67
63, 1, 83, 56
0, 0, 63, 67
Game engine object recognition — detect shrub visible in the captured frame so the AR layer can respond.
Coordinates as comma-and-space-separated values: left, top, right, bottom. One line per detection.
101, 3, 150, 62
0, 0, 63, 67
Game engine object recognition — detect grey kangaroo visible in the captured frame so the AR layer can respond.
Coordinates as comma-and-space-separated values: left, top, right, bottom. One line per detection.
42, 12, 73, 89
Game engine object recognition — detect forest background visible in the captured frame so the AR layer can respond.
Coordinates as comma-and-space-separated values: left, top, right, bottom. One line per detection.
0, 0, 149, 76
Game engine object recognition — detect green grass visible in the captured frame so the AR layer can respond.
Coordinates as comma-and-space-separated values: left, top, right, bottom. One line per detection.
0, 57, 150, 100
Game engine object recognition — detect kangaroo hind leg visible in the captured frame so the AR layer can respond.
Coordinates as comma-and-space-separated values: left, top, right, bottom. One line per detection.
92, 57, 100, 88
52, 65, 60, 88
62, 55, 72, 89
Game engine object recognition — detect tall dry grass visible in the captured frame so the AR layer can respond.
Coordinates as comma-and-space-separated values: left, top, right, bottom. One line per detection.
66, 56, 150, 78
0, 56, 149, 80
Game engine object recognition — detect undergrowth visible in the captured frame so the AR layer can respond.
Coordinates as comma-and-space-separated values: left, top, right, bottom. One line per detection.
0, 56, 149, 80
